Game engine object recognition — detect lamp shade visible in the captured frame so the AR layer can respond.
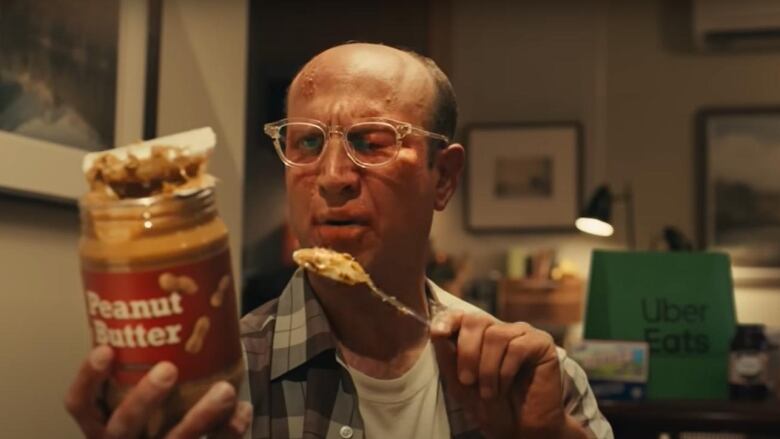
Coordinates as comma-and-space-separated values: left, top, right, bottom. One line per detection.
576, 185, 614, 237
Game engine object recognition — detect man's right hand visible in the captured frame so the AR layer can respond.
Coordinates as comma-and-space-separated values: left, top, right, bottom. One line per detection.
64, 345, 252, 438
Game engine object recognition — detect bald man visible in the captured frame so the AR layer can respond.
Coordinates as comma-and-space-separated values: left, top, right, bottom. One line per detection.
66, 43, 612, 439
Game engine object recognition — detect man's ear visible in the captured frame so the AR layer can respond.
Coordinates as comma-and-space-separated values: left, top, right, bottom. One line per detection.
433, 143, 465, 211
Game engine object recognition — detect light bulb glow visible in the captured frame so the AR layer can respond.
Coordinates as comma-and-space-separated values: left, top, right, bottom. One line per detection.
575, 217, 614, 237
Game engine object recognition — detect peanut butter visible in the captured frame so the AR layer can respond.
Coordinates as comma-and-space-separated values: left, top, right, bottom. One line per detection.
78, 128, 244, 437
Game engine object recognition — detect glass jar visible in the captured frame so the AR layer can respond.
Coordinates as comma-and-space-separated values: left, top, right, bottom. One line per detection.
79, 187, 244, 435
729, 323, 770, 400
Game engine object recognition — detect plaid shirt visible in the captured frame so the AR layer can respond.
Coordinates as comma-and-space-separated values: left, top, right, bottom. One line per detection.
240, 269, 613, 439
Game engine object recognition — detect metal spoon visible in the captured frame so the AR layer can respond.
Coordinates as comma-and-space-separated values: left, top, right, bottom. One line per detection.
292, 247, 442, 327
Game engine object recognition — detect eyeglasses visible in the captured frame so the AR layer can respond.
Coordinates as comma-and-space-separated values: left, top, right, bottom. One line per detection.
263, 117, 450, 168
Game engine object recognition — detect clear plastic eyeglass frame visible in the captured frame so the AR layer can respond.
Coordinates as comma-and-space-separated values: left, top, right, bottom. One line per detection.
263, 117, 450, 168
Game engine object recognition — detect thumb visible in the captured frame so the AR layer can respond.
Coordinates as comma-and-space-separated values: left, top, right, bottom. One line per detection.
430, 308, 464, 338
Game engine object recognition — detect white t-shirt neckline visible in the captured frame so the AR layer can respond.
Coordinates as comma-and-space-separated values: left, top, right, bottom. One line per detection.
337, 340, 439, 404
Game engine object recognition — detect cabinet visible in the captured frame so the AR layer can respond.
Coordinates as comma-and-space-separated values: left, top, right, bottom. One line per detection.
497, 277, 584, 325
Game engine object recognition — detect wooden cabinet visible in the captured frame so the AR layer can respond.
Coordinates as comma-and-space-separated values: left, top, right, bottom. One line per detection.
497, 277, 584, 325
600, 399, 780, 438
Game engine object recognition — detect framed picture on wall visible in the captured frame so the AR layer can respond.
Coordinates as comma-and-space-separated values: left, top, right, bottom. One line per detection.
0, 0, 161, 203
697, 107, 780, 287
465, 122, 582, 232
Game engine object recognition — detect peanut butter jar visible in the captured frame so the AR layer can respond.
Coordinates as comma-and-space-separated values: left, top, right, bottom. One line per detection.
78, 128, 244, 437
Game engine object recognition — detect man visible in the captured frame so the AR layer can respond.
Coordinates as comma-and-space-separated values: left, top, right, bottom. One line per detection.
66, 43, 612, 438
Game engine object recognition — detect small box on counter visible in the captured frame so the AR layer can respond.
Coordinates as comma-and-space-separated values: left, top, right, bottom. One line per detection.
569, 339, 649, 401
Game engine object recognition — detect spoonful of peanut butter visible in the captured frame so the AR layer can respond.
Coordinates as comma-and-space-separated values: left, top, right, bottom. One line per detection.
292, 247, 440, 327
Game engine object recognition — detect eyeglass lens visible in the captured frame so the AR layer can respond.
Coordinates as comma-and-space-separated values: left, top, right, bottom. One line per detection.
278, 122, 399, 166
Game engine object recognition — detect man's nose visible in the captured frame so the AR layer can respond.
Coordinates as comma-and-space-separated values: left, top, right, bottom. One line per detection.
316, 134, 360, 205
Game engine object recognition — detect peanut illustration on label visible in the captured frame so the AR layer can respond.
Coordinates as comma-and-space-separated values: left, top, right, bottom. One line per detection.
158, 272, 199, 295
185, 316, 210, 354
158, 272, 178, 292
210, 274, 231, 308
177, 276, 198, 295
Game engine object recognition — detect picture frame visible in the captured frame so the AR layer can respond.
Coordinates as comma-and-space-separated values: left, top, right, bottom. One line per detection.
465, 122, 582, 232
0, 0, 161, 204
697, 107, 780, 287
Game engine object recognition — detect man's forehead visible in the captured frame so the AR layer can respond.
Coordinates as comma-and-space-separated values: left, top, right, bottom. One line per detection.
300, 44, 417, 82
288, 44, 432, 117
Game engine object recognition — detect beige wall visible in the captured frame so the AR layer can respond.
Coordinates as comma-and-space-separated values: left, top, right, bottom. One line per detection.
604, 0, 780, 323
432, 0, 780, 325
0, 199, 85, 437
157, 0, 247, 276
0, 0, 247, 436
606, 0, 780, 248
432, 0, 612, 279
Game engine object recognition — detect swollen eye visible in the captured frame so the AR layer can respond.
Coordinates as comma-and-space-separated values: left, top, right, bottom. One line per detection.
349, 131, 395, 151
349, 135, 369, 151
369, 132, 395, 145
299, 136, 323, 151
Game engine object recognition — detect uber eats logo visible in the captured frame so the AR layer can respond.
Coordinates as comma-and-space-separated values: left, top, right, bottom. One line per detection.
641, 298, 710, 354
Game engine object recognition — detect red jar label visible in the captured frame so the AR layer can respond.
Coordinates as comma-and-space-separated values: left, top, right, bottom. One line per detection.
81, 249, 242, 385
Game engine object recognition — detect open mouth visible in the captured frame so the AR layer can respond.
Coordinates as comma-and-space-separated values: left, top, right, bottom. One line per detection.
324, 219, 363, 227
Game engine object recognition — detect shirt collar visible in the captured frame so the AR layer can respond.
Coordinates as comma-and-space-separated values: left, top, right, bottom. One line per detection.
269, 268, 335, 379
269, 268, 446, 380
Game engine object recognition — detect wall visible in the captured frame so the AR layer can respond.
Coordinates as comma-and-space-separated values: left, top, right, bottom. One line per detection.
605, 1, 780, 324
433, 0, 780, 325
157, 0, 247, 276
0, 198, 85, 437
432, 0, 612, 279
605, 0, 780, 250
0, 1, 247, 436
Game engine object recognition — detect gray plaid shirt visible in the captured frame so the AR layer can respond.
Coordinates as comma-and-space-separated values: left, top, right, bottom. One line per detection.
240, 269, 613, 439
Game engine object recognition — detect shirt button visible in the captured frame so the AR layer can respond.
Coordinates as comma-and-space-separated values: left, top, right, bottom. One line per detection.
339, 425, 353, 438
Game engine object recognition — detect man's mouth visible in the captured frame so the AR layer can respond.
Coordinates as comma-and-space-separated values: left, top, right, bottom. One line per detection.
313, 217, 369, 244
323, 219, 363, 227
315, 211, 370, 227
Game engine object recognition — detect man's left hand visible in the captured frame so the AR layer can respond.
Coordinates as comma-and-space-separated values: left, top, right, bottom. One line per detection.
430, 311, 588, 439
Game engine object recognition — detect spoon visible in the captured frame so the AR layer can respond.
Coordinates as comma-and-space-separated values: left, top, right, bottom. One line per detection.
292, 247, 444, 327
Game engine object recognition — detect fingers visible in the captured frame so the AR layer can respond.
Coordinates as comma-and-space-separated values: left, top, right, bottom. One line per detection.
478, 324, 520, 400
165, 381, 239, 439
432, 326, 483, 431
64, 345, 114, 438
498, 336, 530, 397
455, 314, 494, 387
483, 322, 558, 400
507, 331, 562, 427
437, 315, 555, 401
211, 400, 253, 439
434, 312, 562, 435
105, 362, 178, 438
64, 347, 250, 439
498, 323, 546, 398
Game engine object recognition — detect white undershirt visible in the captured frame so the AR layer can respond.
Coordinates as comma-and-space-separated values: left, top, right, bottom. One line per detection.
337, 341, 451, 439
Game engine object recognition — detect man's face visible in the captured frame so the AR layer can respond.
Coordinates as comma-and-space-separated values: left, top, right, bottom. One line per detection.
284, 45, 441, 275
